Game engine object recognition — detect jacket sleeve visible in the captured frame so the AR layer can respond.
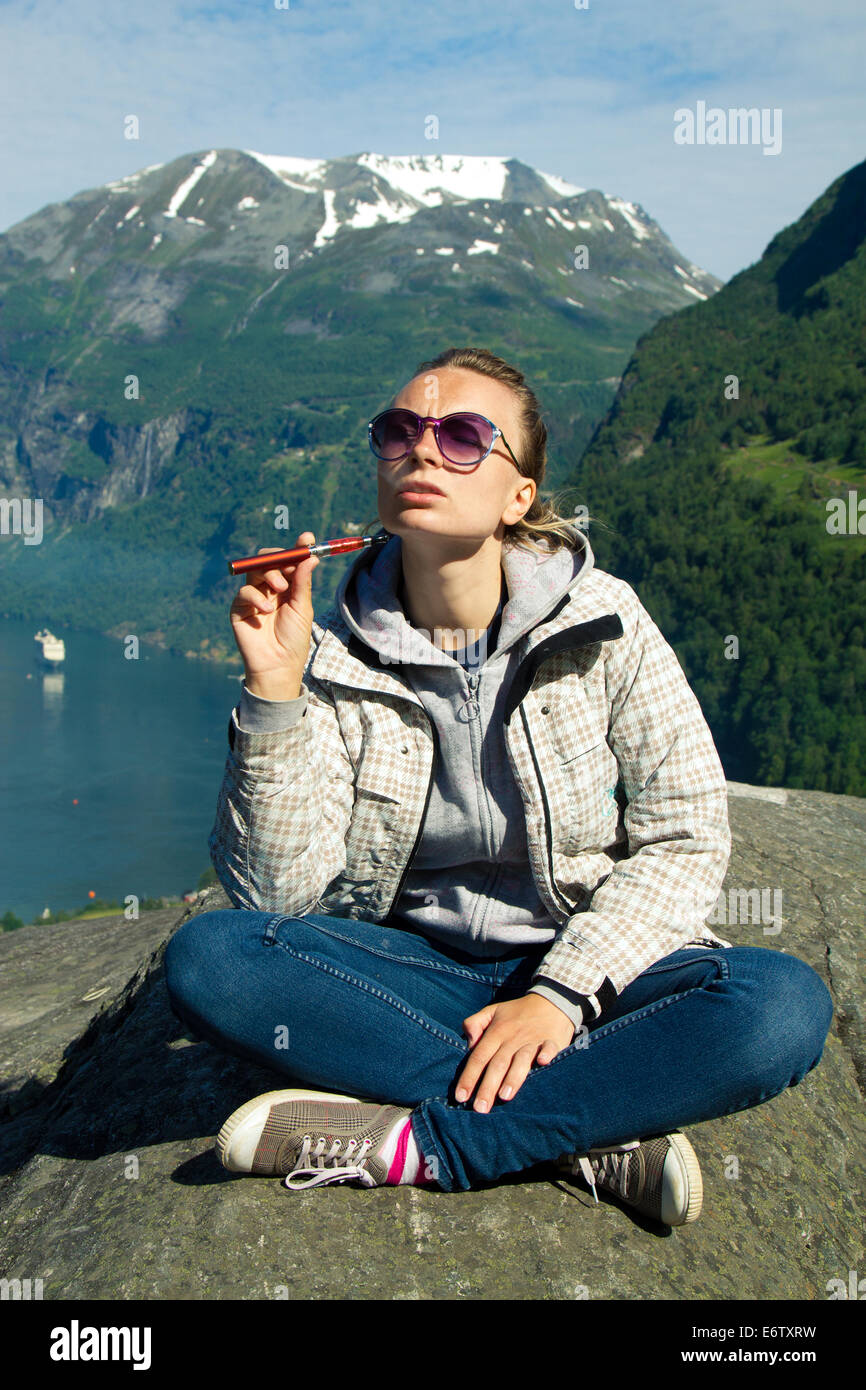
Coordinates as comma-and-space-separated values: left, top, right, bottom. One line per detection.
207, 650, 356, 915
528, 587, 732, 1024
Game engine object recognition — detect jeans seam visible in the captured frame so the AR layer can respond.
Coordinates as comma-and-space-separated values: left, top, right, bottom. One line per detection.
267, 937, 469, 1051
263, 913, 290, 943
266, 914, 496, 985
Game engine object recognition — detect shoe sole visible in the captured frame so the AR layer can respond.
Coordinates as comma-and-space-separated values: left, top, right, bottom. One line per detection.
663, 1132, 703, 1225
217, 1088, 367, 1173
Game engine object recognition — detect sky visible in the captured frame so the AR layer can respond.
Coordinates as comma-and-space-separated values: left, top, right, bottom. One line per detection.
0, 0, 864, 282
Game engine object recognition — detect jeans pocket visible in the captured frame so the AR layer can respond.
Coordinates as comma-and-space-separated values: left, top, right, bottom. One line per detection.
640, 946, 730, 978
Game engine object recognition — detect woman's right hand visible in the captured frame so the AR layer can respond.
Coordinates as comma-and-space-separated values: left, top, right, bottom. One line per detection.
229, 532, 320, 694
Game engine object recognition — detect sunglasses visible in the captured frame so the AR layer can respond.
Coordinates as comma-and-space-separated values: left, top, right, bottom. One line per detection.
368, 409, 521, 469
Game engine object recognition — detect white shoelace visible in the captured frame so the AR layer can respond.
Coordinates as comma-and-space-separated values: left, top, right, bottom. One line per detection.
283, 1135, 379, 1190
573, 1140, 641, 1203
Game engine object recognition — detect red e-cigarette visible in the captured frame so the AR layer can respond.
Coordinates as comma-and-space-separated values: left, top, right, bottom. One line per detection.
227, 533, 390, 576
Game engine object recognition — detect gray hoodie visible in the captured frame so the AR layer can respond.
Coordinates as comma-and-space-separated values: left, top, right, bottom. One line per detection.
235, 526, 596, 1027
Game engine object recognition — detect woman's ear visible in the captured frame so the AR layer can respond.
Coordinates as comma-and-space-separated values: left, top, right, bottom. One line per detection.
505, 478, 536, 523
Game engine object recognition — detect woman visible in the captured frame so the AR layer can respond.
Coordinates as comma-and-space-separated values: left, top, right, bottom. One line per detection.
164, 346, 833, 1225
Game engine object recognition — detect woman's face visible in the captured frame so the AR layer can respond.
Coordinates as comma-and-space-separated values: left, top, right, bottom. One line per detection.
376, 367, 536, 547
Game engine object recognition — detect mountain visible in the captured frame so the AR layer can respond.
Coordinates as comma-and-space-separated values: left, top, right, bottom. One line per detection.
574, 158, 866, 796
0, 149, 720, 656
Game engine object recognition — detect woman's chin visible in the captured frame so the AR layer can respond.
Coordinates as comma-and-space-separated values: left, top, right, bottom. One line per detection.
386, 513, 442, 533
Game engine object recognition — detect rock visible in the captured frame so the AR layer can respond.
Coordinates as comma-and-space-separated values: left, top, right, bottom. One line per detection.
0, 905, 183, 1118
0, 783, 863, 1300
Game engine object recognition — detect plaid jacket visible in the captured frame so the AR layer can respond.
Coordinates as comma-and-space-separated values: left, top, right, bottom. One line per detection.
209, 557, 733, 1030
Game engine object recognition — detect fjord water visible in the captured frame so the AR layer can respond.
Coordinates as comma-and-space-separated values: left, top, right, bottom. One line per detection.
0, 616, 246, 925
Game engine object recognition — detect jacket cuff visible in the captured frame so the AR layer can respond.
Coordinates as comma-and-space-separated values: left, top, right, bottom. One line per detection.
531, 928, 615, 1004
529, 925, 618, 1024
526, 984, 585, 1033
529, 972, 617, 1024
236, 683, 309, 733
226, 701, 309, 769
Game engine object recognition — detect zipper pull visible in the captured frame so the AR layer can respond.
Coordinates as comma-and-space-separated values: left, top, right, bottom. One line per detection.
458, 670, 481, 722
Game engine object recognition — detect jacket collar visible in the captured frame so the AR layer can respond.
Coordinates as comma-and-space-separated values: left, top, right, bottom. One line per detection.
310, 527, 623, 704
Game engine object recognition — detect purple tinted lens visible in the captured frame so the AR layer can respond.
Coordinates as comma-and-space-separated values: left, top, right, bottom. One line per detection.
371, 409, 419, 459
439, 414, 493, 463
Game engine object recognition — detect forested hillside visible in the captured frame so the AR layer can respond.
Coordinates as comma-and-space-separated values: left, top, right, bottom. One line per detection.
575, 159, 866, 795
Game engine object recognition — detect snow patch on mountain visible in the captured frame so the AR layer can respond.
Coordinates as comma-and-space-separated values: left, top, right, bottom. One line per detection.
548, 206, 577, 231
164, 151, 217, 218
314, 189, 339, 247
244, 152, 328, 191
105, 163, 165, 192
607, 197, 650, 241
538, 168, 585, 198
357, 153, 511, 204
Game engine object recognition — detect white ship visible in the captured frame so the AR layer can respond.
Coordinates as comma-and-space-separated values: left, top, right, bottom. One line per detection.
34, 629, 66, 666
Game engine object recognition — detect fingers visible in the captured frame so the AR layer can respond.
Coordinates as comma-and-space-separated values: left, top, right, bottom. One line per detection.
455, 1038, 541, 1113
251, 534, 317, 589
234, 534, 317, 610
235, 582, 277, 614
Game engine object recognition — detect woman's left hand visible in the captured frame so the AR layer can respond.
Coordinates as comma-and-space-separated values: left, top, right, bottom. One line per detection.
455, 994, 576, 1112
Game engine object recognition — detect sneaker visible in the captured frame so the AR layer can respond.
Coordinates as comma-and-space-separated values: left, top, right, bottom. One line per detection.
554, 1131, 703, 1225
216, 1089, 415, 1190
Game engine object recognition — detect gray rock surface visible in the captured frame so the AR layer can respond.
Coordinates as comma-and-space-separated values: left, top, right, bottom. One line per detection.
0, 783, 863, 1300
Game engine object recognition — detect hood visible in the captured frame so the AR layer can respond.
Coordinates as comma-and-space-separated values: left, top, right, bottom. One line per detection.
333, 525, 595, 668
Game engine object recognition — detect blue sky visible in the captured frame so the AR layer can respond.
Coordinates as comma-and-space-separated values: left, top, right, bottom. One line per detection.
1, 0, 863, 281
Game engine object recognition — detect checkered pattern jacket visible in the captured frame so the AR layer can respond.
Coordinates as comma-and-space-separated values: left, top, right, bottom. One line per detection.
209, 560, 733, 1029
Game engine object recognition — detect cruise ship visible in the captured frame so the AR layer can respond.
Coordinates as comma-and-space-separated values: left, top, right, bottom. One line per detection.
34, 629, 66, 666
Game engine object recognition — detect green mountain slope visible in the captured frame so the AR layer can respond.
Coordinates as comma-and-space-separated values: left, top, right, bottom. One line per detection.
574, 158, 866, 795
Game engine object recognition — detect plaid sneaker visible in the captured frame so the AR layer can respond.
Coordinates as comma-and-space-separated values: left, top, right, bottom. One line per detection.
554, 1131, 703, 1225
216, 1089, 416, 1190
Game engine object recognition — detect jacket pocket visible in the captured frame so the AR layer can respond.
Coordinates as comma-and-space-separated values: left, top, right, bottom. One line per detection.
549, 737, 622, 854
342, 740, 411, 881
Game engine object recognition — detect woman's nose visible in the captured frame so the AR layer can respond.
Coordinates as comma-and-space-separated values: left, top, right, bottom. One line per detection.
413, 422, 442, 458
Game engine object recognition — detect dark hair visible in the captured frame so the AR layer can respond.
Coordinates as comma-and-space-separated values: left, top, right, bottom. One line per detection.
368, 345, 594, 553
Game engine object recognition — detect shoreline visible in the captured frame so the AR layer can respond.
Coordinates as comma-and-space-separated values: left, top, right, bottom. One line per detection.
2, 888, 212, 935
2, 612, 246, 668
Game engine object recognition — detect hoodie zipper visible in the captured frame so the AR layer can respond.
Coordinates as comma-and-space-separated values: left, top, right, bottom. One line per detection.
462, 670, 481, 721
384, 668, 479, 916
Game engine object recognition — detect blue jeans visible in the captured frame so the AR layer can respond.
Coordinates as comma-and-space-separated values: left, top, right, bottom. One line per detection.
163, 909, 834, 1194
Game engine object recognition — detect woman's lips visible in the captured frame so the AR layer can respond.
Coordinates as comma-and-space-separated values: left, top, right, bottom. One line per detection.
397, 490, 443, 502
